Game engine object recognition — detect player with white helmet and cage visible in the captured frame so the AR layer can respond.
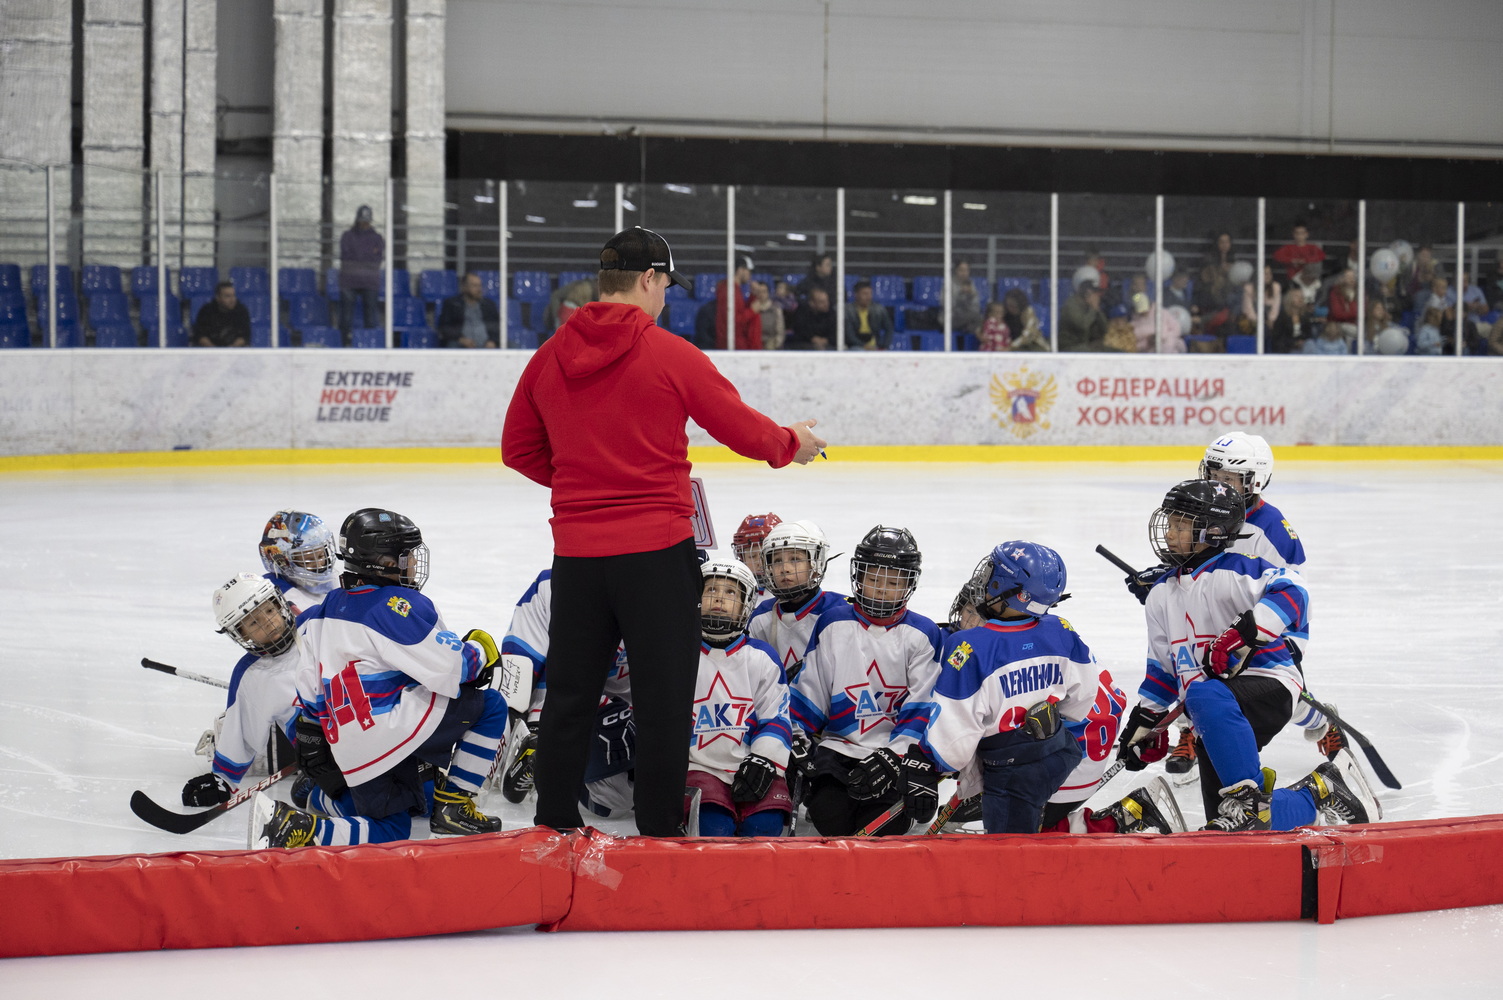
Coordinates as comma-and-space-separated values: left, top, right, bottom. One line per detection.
686, 558, 794, 836
1115, 480, 1377, 832
747, 519, 847, 683
179, 574, 304, 810
730, 512, 782, 597
791, 525, 943, 836
258, 509, 340, 615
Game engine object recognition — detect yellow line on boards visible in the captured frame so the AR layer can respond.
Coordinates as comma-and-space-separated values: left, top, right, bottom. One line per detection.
4, 443, 1502, 474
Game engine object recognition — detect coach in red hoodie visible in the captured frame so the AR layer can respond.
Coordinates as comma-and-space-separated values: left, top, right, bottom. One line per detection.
503, 228, 825, 836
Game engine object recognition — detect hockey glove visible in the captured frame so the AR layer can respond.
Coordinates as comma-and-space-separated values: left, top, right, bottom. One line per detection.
181, 772, 233, 807
594, 698, 636, 770
899, 746, 939, 824
462, 628, 499, 689
1125, 564, 1170, 605
847, 747, 903, 801
1116, 705, 1171, 772
501, 722, 539, 804
1203, 610, 1263, 679
732, 753, 779, 803
295, 714, 349, 797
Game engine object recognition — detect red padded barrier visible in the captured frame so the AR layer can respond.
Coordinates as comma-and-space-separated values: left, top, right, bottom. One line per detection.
1326, 816, 1503, 919
0, 828, 572, 958
548, 829, 1316, 932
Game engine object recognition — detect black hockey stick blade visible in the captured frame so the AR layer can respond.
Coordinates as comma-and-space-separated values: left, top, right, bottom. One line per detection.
1094, 544, 1140, 576
1300, 692, 1401, 790
140, 657, 230, 690
130, 765, 296, 834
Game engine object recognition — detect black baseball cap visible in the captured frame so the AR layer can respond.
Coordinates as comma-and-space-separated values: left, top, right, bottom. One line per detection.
599, 227, 693, 293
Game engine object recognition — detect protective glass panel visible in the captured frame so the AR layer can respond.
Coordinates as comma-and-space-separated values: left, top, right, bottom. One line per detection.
1056, 193, 1155, 353
951, 191, 1051, 350
1164, 196, 1264, 354
734, 185, 837, 351
845, 188, 944, 351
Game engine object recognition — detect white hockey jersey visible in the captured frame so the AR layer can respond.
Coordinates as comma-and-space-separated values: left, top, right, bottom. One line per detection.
747, 590, 849, 678
921, 616, 1100, 775
1138, 552, 1310, 714
264, 572, 326, 618
789, 603, 942, 760
502, 569, 631, 723
295, 583, 492, 784
689, 635, 792, 779
212, 644, 301, 785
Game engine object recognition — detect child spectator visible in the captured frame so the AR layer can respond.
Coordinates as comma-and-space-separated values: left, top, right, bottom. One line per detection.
1414, 307, 1445, 355
750, 280, 785, 349
1302, 320, 1350, 355
1129, 292, 1185, 353
979, 300, 1011, 351
1325, 268, 1359, 342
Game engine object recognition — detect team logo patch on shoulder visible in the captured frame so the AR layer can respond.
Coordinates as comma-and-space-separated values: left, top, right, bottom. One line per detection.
387, 596, 412, 617
1281, 519, 1299, 539
947, 640, 974, 670
1056, 616, 1075, 632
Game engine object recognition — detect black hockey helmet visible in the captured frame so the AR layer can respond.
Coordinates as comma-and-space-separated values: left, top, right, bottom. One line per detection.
338, 508, 429, 590
1149, 479, 1246, 567
850, 525, 921, 619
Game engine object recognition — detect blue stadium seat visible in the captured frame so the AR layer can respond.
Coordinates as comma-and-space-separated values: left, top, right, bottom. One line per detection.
229, 266, 269, 294
0, 293, 26, 325
418, 269, 458, 305
508, 326, 539, 350
93, 323, 139, 348
278, 267, 318, 296
131, 266, 168, 298
350, 327, 386, 349
953, 332, 978, 351
912, 276, 943, 307
505, 298, 525, 332
665, 302, 697, 338
1033, 304, 1051, 333
324, 268, 341, 301
0, 263, 21, 292
143, 319, 187, 348
87, 293, 130, 326
240, 292, 271, 323
885, 332, 910, 351
401, 327, 438, 349
997, 277, 1034, 301
558, 270, 593, 287
871, 275, 907, 306
1, 322, 30, 348
40, 319, 83, 347
693, 273, 724, 301
665, 281, 689, 301
910, 329, 945, 351
250, 323, 291, 348
139, 292, 181, 324
81, 265, 123, 296
37, 294, 80, 322
31, 265, 73, 297
972, 277, 990, 306
178, 266, 217, 299
1226, 335, 1257, 354
782, 273, 802, 289
478, 270, 502, 300
288, 294, 330, 330
1056, 278, 1075, 304
378, 269, 412, 300
300, 326, 342, 348
512, 271, 552, 302
390, 297, 427, 327
844, 273, 864, 296
750, 272, 775, 291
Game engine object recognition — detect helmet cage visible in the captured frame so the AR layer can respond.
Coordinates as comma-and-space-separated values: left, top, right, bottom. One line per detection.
731, 513, 781, 589
1150, 480, 1246, 567
1200, 432, 1273, 495
259, 510, 339, 595
700, 560, 758, 642
850, 558, 919, 619
214, 576, 297, 657
761, 522, 829, 600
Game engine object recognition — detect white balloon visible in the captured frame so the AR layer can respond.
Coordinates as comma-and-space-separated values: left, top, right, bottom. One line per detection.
1375, 326, 1409, 355
1072, 265, 1100, 290
1370, 248, 1399, 283
1143, 250, 1176, 283
1388, 239, 1414, 270
1227, 261, 1254, 285
1168, 305, 1192, 334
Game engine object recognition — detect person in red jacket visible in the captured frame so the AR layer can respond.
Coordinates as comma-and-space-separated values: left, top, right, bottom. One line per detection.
715, 254, 762, 350
502, 227, 825, 836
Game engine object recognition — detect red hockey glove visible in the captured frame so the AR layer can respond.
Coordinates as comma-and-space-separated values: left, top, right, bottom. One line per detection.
1202, 610, 1264, 679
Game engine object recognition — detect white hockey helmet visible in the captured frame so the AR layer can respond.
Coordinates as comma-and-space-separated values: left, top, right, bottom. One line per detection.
700, 558, 759, 642
258, 510, 339, 595
761, 519, 829, 600
1200, 432, 1274, 496
213, 573, 297, 657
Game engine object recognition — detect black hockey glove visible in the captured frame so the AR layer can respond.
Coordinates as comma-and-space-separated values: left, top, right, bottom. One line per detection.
732, 753, 779, 803
1116, 705, 1170, 772
295, 714, 349, 797
847, 747, 903, 801
594, 698, 635, 770
899, 746, 939, 824
500, 721, 539, 804
181, 772, 233, 807
1125, 564, 1171, 605
462, 628, 499, 689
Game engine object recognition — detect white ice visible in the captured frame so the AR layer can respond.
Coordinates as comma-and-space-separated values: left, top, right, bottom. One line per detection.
3, 458, 1502, 993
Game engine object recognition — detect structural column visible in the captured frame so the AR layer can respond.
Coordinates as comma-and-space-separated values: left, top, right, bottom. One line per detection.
181, 0, 217, 266
0, 0, 73, 265
273, 0, 326, 268
82, 0, 147, 266
403, 0, 446, 276
331, 0, 392, 254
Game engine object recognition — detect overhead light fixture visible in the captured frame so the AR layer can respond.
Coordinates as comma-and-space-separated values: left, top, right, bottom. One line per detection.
850, 209, 878, 219
786, 233, 807, 242
473, 195, 495, 204
902, 195, 938, 206
664, 184, 693, 194
962, 202, 987, 211
621, 199, 637, 211
572, 199, 599, 208
525, 215, 546, 224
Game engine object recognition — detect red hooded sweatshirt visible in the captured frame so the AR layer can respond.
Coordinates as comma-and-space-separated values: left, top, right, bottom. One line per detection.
502, 301, 800, 557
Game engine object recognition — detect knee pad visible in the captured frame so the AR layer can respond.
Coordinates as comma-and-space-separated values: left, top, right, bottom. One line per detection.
738, 809, 788, 838
698, 803, 737, 837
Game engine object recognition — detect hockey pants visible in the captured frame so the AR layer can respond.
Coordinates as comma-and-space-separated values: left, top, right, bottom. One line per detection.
1185, 675, 1316, 830
977, 724, 1083, 834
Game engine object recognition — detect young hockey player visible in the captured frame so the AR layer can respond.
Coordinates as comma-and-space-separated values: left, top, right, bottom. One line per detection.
250, 508, 509, 848
730, 512, 782, 595
258, 509, 340, 614
747, 519, 847, 681
791, 525, 942, 836
1115, 481, 1378, 832
687, 558, 794, 836
179, 574, 302, 808
498, 569, 635, 819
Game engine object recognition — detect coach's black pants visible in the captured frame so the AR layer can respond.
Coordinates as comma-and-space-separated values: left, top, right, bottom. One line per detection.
534, 538, 702, 836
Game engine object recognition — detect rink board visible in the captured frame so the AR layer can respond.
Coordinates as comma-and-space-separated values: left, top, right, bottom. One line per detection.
5, 818, 1503, 956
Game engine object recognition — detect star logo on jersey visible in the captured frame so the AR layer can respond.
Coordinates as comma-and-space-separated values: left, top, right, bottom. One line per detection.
990, 367, 1057, 440
1170, 612, 1219, 680
386, 596, 411, 617
947, 640, 974, 670
692, 671, 755, 750
844, 661, 909, 733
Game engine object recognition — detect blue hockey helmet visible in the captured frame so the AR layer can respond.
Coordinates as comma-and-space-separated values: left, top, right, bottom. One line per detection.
981, 541, 1068, 619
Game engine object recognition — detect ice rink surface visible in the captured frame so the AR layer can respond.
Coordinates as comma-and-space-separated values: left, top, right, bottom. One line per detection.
3, 457, 1503, 995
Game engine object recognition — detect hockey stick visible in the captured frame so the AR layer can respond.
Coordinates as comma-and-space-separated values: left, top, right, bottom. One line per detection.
130, 764, 296, 834
854, 801, 904, 837
141, 657, 229, 690
1298, 691, 1401, 790
1094, 544, 1142, 577
924, 791, 976, 835
1088, 700, 1186, 799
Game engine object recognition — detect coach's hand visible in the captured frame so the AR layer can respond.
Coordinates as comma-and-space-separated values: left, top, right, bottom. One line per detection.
790, 419, 827, 465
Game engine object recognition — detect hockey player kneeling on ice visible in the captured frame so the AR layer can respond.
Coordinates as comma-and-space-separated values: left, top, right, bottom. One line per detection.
251, 508, 509, 849
792, 526, 941, 836
181, 574, 303, 808
1116, 481, 1378, 833
258, 509, 340, 615
748, 520, 847, 683
686, 559, 794, 836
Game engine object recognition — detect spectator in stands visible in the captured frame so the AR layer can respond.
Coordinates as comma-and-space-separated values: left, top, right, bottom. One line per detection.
796, 254, 835, 303
1414, 307, 1445, 355
947, 260, 983, 335
1292, 262, 1323, 306
998, 288, 1048, 351
1081, 248, 1117, 312
1203, 232, 1237, 275
437, 272, 499, 348
1059, 280, 1107, 352
785, 287, 835, 350
1272, 221, 1325, 284
1263, 265, 1283, 329
979, 301, 1010, 351
1129, 292, 1184, 353
1325, 268, 1360, 342
772, 279, 798, 322
543, 275, 596, 335
1414, 276, 1456, 326
1401, 246, 1443, 312
1164, 270, 1193, 314
1330, 238, 1362, 280
1460, 270, 1492, 348
339, 205, 383, 344
694, 299, 718, 350
845, 279, 894, 350
715, 255, 761, 351
1364, 300, 1401, 352
192, 280, 251, 348
1302, 316, 1350, 355
1193, 263, 1235, 339
1267, 287, 1309, 354
1484, 256, 1503, 311
750, 280, 785, 349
